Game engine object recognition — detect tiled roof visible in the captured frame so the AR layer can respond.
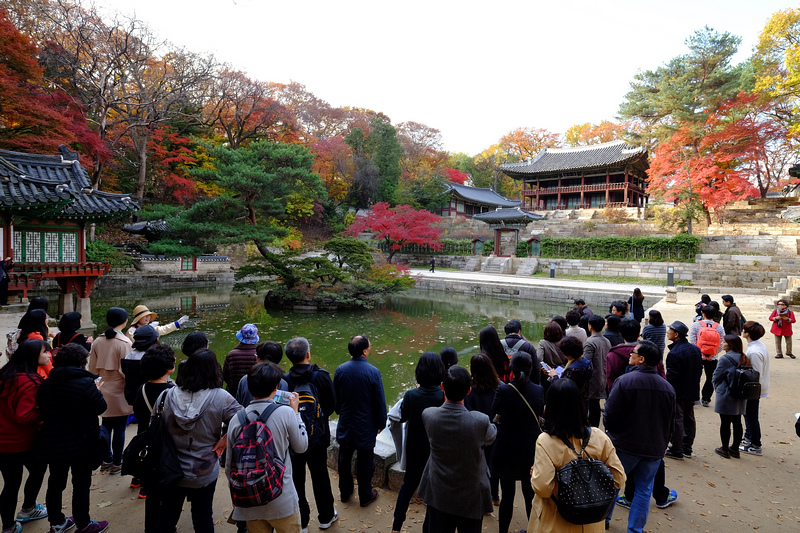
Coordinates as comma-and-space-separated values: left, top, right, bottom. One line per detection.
473, 207, 544, 222
499, 140, 648, 178
0, 146, 139, 219
446, 182, 521, 207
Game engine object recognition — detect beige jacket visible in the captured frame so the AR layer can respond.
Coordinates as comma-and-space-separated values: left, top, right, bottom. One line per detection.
126, 321, 178, 342
527, 430, 626, 533
88, 332, 133, 417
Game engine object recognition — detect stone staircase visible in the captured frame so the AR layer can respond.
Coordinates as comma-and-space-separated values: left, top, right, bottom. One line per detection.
777, 276, 800, 306
481, 257, 511, 274
461, 256, 482, 272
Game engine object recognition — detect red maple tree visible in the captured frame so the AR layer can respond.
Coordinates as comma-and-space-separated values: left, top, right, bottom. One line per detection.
443, 168, 468, 184
345, 202, 443, 263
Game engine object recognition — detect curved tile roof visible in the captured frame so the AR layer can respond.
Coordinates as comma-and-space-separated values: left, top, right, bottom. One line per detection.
499, 140, 648, 178
473, 207, 544, 222
0, 146, 139, 219
446, 182, 521, 207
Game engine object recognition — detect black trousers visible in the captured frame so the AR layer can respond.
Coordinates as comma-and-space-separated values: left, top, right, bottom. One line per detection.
337, 444, 375, 502
292, 445, 335, 527
423, 505, 483, 533
701, 359, 718, 403
46, 457, 93, 529
672, 400, 697, 454
155, 480, 216, 533
499, 478, 534, 533
719, 413, 743, 451
0, 451, 46, 530
588, 398, 602, 427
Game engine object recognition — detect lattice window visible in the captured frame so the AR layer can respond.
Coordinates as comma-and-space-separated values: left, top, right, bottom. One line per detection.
180, 256, 195, 271
26, 232, 41, 262
62, 233, 77, 262
44, 232, 59, 262
13, 231, 21, 256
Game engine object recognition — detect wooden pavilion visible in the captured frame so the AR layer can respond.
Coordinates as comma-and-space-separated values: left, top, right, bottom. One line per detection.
473, 207, 544, 256
439, 182, 521, 218
0, 146, 139, 323
499, 140, 649, 210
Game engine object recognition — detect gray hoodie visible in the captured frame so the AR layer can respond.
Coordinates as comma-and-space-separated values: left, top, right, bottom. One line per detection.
160, 387, 242, 488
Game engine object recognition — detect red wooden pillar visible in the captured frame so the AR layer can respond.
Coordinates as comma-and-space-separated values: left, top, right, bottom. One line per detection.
605, 171, 610, 205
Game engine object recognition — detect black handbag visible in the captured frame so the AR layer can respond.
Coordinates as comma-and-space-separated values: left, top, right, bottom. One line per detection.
90, 425, 111, 471
551, 428, 616, 525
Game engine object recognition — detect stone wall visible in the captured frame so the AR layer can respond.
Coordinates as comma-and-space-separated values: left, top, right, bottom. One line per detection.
134, 256, 232, 274
700, 235, 800, 255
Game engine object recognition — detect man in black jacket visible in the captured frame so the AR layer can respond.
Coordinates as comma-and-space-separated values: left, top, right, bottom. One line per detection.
604, 340, 675, 533
664, 321, 703, 459
722, 295, 743, 335
284, 337, 338, 531
501, 320, 538, 384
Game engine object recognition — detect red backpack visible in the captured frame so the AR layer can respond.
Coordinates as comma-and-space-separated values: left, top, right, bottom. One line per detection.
697, 322, 720, 359
228, 403, 286, 508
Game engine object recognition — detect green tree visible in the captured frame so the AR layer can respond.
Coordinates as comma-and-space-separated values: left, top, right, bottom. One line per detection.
323, 237, 374, 271
345, 117, 403, 207
619, 27, 747, 147
143, 141, 326, 257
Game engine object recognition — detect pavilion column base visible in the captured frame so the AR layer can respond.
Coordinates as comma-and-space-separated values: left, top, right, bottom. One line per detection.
76, 297, 96, 329
58, 292, 74, 316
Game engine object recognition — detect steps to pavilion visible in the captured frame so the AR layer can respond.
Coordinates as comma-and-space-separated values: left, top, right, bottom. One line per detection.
481, 257, 511, 275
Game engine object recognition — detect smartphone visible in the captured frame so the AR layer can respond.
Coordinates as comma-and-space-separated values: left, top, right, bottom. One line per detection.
540, 361, 551, 373
273, 390, 292, 405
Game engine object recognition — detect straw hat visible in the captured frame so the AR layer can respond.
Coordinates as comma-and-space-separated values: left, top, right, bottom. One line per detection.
131, 305, 158, 325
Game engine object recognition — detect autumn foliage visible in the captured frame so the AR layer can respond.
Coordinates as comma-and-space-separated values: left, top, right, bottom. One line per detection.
345, 202, 443, 262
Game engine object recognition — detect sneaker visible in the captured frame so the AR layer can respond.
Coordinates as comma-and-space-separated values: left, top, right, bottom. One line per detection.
107, 465, 122, 475
3, 522, 22, 533
684, 449, 694, 457
16, 502, 48, 522
99, 462, 113, 472
665, 448, 684, 460
75, 520, 108, 533
49, 517, 75, 533
656, 490, 678, 509
742, 445, 763, 456
615, 495, 632, 509
129, 478, 141, 488
301, 528, 308, 533
319, 510, 338, 530
740, 437, 751, 448
701, 400, 710, 407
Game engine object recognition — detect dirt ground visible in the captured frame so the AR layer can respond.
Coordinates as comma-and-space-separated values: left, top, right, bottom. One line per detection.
4, 290, 800, 532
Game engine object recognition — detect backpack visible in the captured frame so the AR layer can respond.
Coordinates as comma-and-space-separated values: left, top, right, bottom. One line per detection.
501, 338, 527, 357
228, 403, 286, 508
697, 322, 721, 358
50, 332, 80, 358
286, 371, 326, 448
551, 428, 616, 525
725, 355, 761, 400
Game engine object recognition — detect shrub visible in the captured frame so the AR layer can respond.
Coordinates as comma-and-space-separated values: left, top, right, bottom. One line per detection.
539, 234, 700, 262
602, 207, 632, 224
86, 241, 134, 268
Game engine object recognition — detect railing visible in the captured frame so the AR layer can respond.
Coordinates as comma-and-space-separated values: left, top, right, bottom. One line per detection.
522, 183, 645, 196
527, 201, 640, 211
13, 262, 111, 277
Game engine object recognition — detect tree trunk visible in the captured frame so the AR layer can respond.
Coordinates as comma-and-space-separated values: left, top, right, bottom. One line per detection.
135, 130, 149, 201
255, 240, 272, 258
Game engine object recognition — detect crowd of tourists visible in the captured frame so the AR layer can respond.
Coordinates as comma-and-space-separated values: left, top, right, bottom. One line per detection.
0, 291, 787, 533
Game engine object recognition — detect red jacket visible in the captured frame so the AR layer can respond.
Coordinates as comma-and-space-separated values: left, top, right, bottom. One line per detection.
769, 309, 795, 336
0, 373, 43, 453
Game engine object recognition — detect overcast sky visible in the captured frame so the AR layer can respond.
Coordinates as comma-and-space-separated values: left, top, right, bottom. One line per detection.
100, 0, 790, 155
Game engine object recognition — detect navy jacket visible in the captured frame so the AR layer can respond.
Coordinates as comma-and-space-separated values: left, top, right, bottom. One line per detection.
334, 356, 387, 449
604, 365, 675, 459
666, 339, 703, 402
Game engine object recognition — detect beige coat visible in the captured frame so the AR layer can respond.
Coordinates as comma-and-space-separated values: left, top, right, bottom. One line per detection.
126, 321, 178, 342
527, 430, 626, 533
88, 332, 133, 417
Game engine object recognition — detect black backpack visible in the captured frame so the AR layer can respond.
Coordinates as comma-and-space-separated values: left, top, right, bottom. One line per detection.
551, 428, 616, 525
725, 355, 761, 400
285, 370, 326, 448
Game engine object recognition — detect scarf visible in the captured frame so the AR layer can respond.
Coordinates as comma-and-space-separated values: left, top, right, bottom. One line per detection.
776, 307, 790, 328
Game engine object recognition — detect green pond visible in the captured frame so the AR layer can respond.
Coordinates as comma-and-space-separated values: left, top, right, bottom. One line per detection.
70, 284, 567, 405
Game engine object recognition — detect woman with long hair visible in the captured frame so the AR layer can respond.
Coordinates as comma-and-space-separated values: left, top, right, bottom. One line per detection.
712, 334, 748, 458
628, 288, 645, 323
88, 307, 132, 474
52, 312, 92, 352
480, 326, 511, 383
465, 354, 501, 505
0, 340, 50, 533
490, 353, 544, 533
539, 322, 567, 368
17, 310, 52, 378
156, 349, 241, 533
527, 379, 626, 532
641, 310, 666, 356
391, 352, 445, 533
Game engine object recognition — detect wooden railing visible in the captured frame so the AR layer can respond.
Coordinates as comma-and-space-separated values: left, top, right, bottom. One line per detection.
522, 182, 645, 196
13, 262, 111, 277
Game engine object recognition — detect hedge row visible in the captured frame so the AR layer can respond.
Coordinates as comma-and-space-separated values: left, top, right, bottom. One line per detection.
539, 235, 700, 262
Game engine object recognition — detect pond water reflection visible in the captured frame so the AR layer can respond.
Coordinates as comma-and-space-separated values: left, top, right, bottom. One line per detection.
83, 284, 567, 405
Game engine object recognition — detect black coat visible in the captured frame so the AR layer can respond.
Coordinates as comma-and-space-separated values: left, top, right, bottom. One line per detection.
666, 339, 703, 402
489, 380, 544, 479
334, 356, 387, 449
37, 366, 107, 462
399, 385, 444, 472
284, 363, 336, 448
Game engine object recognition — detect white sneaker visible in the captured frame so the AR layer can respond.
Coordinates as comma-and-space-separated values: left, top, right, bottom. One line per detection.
16, 502, 47, 522
319, 510, 339, 530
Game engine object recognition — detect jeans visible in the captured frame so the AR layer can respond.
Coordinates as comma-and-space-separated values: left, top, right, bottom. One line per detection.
616, 451, 661, 533
621, 459, 668, 504
292, 445, 335, 528
102, 415, 128, 465
155, 480, 216, 533
0, 451, 47, 530
422, 505, 483, 533
498, 478, 534, 533
337, 444, 375, 502
701, 359, 717, 403
671, 400, 697, 454
46, 457, 93, 529
719, 414, 743, 451
588, 399, 602, 428
743, 399, 761, 447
